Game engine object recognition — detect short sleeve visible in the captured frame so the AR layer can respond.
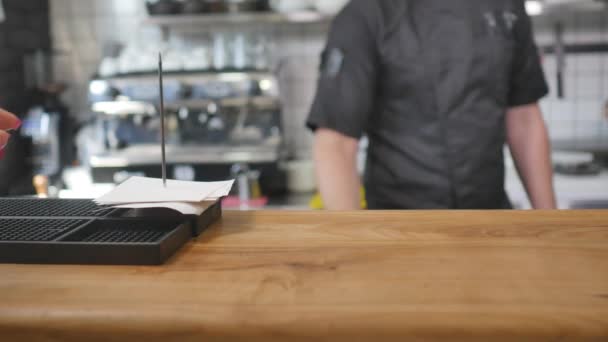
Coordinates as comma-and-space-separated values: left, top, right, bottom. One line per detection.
507, 0, 549, 107
306, 0, 380, 139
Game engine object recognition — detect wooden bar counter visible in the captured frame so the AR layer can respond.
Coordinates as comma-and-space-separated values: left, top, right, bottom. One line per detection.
1, 210, 608, 341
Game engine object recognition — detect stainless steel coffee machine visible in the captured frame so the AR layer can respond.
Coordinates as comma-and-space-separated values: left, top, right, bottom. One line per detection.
86, 70, 287, 195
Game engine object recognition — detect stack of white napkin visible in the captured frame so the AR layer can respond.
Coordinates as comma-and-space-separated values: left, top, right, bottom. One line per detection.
95, 177, 234, 215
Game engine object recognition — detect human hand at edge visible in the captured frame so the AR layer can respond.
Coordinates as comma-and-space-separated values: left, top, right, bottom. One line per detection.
0, 108, 22, 159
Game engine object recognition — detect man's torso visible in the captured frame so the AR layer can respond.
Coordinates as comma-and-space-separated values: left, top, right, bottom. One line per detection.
364, 0, 521, 209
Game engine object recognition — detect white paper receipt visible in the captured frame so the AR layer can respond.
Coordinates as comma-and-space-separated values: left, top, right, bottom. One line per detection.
95, 176, 234, 205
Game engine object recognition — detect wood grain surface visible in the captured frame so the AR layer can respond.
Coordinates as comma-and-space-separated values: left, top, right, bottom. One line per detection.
1, 210, 608, 341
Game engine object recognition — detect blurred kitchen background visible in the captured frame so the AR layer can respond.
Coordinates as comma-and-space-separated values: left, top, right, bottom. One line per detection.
0, 0, 607, 209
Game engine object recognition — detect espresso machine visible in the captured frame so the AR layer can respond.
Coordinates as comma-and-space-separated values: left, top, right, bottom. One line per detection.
86, 71, 287, 195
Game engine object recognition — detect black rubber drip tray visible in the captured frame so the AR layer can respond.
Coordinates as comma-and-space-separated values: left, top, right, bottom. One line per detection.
0, 198, 117, 217
63, 220, 172, 244
0, 198, 223, 265
0, 218, 191, 265
0, 218, 88, 242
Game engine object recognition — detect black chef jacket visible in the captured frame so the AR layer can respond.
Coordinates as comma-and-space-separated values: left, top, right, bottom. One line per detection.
307, 0, 549, 209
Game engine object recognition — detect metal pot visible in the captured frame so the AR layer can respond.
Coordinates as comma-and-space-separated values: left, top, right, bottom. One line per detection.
231, 163, 263, 202
204, 0, 227, 12
224, 0, 259, 13
256, 0, 270, 11
146, 0, 180, 15
179, 0, 207, 14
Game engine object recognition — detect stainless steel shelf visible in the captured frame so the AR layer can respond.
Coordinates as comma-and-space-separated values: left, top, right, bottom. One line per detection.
143, 11, 332, 27
90, 145, 283, 167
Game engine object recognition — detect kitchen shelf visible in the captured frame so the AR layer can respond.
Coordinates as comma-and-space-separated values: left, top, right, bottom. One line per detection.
143, 11, 332, 28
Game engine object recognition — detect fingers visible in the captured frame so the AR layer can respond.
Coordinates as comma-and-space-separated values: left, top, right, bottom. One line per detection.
0, 130, 9, 160
0, 108, 21, 131
0, 129, 10, 147
0, 109, 18, 160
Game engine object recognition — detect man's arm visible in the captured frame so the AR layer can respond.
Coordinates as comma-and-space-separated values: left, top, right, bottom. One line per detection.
313, 128, 361, 210
506, 103, 557, 209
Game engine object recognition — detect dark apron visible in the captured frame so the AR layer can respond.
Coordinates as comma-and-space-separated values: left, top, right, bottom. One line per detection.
365, 0, 517, 209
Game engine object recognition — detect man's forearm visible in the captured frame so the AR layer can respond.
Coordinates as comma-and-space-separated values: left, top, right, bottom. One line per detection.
313, 129, 361, 210
506, 104, 557, 209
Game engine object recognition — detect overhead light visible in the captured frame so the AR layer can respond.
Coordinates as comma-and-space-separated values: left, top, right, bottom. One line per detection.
89, 80, 109, 95
259, 79, 273, 92
526, 0, 544, 16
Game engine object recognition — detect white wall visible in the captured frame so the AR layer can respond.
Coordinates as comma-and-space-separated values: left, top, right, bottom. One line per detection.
533, 9, 608, 146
